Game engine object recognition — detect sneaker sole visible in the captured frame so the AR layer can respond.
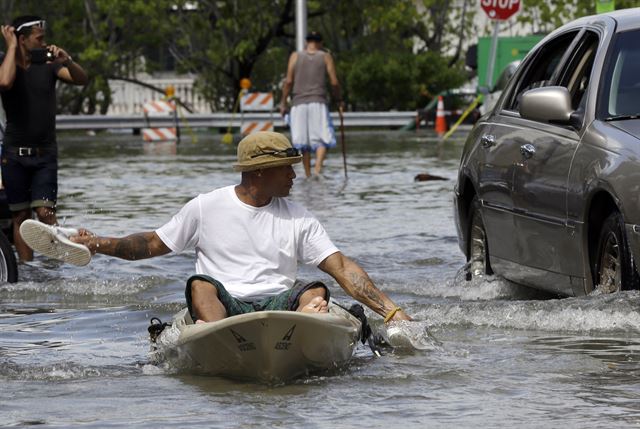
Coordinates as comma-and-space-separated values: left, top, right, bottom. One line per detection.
19, 220, 91, 266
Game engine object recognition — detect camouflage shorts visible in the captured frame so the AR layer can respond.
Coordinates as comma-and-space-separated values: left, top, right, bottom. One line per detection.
185, 274, 330, 321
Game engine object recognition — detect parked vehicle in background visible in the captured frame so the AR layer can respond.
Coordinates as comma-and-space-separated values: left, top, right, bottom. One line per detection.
454, 8, 640, 296
479, 61, 520, 115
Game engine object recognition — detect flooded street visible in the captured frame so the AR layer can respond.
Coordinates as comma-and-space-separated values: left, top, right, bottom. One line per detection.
2, 130, 640, 427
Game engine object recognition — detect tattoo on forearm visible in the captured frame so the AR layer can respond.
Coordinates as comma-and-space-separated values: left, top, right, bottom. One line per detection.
348, 272, 385, 309
114, 233, 153, 260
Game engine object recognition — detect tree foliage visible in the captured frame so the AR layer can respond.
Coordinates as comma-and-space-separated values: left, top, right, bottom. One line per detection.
0, 0, 634, 113
167, 0, 295, 111
316, 0, 470, 110
515, 0, 640, 33
0, 0, 175, 114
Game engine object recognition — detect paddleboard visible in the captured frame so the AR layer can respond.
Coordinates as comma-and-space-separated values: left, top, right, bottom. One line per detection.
150, 303, 363, 383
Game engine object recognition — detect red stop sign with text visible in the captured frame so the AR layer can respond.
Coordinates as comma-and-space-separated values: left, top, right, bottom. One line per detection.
481, 0, 520, 20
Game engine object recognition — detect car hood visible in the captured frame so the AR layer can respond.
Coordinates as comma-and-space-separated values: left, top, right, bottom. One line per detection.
609, 118, 640, 139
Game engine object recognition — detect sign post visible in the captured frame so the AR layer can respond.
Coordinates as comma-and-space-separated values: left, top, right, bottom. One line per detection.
485, 21, 500, 90
480, 0, 521, 89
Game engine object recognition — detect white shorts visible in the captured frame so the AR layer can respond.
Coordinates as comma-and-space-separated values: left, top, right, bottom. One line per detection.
289, 102, 336, 152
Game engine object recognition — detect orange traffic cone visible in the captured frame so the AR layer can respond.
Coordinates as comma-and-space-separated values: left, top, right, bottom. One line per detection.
435, 95, 447, 137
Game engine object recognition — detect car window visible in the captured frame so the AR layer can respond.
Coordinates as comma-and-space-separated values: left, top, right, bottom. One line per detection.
557, 31, 598, 111
598, 29, 640, 119
506, 31, 581, 111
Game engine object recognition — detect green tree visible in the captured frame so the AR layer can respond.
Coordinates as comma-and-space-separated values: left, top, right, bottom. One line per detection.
0, 0, 175, 114
310, 0, 469, 110
167, 0, 296, 111
516, 0, 640, 34
18, 0, 634, 114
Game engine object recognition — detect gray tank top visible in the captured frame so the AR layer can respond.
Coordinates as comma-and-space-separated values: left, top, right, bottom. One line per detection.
292, 50, 327, 106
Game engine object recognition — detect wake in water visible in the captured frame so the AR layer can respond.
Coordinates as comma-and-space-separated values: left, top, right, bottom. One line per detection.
146, 321, 185, 374
419, 266, 640, 333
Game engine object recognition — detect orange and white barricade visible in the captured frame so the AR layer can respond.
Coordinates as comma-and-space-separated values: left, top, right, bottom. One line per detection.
240, 92, 274, 135
142, 100, 178, 142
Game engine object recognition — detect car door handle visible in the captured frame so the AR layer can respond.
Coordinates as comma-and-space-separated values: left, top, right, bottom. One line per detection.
520, 143, 535, 159
481, 134, 495, 148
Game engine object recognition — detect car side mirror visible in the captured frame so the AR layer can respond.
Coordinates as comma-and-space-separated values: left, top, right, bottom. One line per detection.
520, 86, 573, 124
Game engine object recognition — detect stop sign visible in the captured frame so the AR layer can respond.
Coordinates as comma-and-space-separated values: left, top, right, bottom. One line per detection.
481, 0, 520, 20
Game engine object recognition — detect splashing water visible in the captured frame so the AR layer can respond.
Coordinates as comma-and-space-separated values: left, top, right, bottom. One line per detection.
384, 320, 440, 351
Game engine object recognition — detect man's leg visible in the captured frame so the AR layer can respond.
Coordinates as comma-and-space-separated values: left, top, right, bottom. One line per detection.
2, 154, 35, 261
34, 206, 57, 225
12, 208, 33, 262
313, 145, 328, 176
297, 285, 328, 313
31, 152, 58, 226
308, 103, 335, 177
190, 279, 228, 322
302, 151, 312, 177
290, 104, 313, 177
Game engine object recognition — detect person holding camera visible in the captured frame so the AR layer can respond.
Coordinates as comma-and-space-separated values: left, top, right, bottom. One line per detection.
0, 15, 88, 262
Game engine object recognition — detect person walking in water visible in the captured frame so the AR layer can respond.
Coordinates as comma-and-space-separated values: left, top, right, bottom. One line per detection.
0, 16, 88, 262
279, 31, 343, 178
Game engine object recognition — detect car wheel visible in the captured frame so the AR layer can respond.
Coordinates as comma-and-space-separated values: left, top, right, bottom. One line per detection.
0, 229, 17, 283
594, 211, 639, 292
466, 196, 492, 280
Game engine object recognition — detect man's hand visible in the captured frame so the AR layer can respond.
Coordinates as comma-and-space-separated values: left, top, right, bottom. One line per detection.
279, 103, 288, 117
1, 25, 16, 50
47, 44, 71, 64
52, 46, 89, 85
70, 228, 98, 254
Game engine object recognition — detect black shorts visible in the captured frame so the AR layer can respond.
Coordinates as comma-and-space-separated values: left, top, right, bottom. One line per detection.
1, 147, 58, 211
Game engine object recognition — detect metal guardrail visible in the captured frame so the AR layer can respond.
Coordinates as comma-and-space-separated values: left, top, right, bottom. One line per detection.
55, 111, 418, 130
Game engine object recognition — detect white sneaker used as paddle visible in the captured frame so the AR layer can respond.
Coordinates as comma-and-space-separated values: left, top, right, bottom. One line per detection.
386, 322, 439, 351
19, 219, 91, 266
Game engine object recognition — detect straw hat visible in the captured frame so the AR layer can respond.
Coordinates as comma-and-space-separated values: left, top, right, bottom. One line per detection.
233, 131, 302, 172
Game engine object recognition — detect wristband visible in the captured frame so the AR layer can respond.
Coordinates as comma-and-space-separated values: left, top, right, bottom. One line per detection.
384, 307, 402, 323
63, 56, 73, 66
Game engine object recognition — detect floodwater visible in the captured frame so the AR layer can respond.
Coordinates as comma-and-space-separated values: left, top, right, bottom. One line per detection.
2, 130, 640, 428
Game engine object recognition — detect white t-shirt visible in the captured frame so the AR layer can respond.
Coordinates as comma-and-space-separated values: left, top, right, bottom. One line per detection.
156, 185, 339, 301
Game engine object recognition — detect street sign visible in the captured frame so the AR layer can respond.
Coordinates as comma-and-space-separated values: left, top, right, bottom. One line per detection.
481, 0, 520, 20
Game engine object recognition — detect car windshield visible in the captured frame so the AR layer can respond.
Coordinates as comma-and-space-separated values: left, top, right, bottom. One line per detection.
600, 29, 640, 120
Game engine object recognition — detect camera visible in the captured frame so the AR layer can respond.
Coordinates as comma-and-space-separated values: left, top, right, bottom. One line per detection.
30, 48, 55, 64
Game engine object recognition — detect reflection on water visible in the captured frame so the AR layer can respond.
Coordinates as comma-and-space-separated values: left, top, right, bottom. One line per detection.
1, 130, 640, 427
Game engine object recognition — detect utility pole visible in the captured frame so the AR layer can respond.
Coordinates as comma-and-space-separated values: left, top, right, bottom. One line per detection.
295, 0, 307, 52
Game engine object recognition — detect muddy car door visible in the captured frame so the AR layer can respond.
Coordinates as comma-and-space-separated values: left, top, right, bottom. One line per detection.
484, 29, 583, 293
508, 30, 599, 294
468, 118, 522, 264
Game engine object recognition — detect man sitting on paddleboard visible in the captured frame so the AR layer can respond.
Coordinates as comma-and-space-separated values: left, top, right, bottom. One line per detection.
70, 131, 411, 324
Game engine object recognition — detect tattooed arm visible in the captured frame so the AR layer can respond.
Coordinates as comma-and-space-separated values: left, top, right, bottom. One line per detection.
71, 230, 171, 260
318, 252, 412, 322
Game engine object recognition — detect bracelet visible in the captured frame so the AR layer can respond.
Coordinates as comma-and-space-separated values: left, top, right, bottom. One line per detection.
63, 56, 73, 66
383, 307, 402, 323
